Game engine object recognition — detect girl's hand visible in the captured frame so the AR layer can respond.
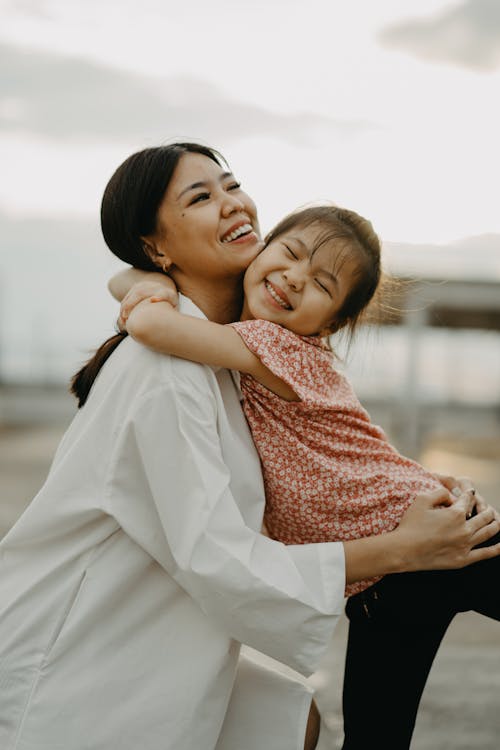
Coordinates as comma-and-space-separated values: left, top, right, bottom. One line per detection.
396, 488, 500, 571
119, 278, 178, 329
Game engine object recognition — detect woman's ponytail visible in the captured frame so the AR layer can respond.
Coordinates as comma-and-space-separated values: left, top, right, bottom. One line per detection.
70, 331, 128, 408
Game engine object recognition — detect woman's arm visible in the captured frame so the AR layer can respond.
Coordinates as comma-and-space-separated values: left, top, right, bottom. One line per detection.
115, 356, 344, 677
127, 300, 298, 401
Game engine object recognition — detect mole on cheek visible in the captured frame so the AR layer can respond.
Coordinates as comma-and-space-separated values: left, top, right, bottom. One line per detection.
181, 212, 185, 218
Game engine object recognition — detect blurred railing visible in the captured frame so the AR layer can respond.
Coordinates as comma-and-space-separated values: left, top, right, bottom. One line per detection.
363, 278, 500, 457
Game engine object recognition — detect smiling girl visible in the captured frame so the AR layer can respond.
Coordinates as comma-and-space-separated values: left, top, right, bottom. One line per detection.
121, 202, 500, 750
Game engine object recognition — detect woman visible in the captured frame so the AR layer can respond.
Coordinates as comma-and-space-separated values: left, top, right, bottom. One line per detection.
0, 143, 497, 750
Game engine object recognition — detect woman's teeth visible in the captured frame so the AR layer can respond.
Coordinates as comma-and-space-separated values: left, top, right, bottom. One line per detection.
265, 281, 291, 309
222, 223, 253, 242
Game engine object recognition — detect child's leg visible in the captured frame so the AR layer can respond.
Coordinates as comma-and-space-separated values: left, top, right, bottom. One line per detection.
341, 530, 500, 749
465, 529, 500, 619
341, 571, 455, 750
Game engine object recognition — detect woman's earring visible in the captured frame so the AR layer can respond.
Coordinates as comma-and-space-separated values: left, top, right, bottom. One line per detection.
142, 242, 171, 274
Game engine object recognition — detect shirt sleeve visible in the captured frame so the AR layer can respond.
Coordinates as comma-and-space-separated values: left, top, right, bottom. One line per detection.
230, 319, 334, 401
109, 356, 345, 677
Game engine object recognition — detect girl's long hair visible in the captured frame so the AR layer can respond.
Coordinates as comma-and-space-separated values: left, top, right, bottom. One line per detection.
70, 142, 223, 408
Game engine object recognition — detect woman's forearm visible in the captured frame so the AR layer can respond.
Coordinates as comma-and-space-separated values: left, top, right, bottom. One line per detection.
343, 531, 406, 583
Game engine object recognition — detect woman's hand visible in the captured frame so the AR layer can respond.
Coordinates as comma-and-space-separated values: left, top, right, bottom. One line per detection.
119, 278, 179, 330
434, 472, 498, 521
395, 488, 500, 571
344, 485, 500, 584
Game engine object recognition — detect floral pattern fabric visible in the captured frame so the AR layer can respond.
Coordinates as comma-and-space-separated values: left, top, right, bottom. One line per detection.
231, 319, 441, 596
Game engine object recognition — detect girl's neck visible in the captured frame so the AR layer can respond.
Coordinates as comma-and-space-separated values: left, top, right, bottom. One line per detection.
174, 274, 244, 324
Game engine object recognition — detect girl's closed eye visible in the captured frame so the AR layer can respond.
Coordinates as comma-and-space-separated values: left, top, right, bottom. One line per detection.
283, 244, 298, 259
315, 278, 333, 296
227, 182, 241, 191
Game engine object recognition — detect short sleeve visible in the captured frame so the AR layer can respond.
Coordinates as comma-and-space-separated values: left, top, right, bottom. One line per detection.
230, 319, 335, 402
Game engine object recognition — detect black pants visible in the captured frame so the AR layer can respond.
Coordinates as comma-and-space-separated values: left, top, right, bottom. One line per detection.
341, 532, 500, 749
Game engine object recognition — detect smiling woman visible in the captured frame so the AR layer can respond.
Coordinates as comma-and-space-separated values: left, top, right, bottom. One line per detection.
138, 151, 262, 313
0, 142, 349, 750
71, 143, 263, 409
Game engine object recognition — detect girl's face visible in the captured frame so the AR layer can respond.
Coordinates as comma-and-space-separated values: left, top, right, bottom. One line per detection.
241, 223, 361, 336
144, 152, 262, 284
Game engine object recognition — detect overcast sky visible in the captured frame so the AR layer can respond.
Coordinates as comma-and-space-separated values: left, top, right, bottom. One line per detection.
1, 0, 499, 242
1, 0, 499, 381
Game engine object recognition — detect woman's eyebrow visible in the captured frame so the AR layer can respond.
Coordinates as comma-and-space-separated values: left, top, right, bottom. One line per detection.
177, 181, 207, 200
177, 172, 235, 200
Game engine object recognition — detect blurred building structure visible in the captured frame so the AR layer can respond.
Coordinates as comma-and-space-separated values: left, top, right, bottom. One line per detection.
377, 276, 500, 457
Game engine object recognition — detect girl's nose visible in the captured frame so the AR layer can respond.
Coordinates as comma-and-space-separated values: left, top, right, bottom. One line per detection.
283, 268, 304, 291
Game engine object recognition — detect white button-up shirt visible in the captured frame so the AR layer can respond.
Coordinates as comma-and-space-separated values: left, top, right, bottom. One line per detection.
0, 297, 345, 750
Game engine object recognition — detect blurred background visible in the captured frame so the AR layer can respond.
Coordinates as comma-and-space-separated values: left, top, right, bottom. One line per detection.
1, 1, 499, 747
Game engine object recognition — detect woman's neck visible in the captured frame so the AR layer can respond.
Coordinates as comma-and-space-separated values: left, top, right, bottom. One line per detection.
239, 296, 253, 322
174, 274, 244, 324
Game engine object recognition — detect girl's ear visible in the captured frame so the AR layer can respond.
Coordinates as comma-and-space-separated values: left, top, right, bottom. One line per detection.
141, 237, 172, 274
319, 319, 340, 338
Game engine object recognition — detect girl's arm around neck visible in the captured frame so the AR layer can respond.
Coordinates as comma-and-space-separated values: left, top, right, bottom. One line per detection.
126, 301, 298, 401
109, 268, 171, 301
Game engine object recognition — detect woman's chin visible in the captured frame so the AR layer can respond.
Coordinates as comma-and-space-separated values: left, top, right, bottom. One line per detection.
223, 239, 261, 270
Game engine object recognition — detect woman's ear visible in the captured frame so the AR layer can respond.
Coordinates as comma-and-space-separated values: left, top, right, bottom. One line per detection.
141, 238, 172, 274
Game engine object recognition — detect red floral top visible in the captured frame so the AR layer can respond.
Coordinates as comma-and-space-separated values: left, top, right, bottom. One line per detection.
231, 319, 441, 596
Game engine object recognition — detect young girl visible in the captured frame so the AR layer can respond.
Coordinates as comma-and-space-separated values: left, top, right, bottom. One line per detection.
124, 204, 500, 749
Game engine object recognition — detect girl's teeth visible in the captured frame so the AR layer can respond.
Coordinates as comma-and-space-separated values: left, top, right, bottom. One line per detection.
222, 223, 252, 242
265, 281, 290, 309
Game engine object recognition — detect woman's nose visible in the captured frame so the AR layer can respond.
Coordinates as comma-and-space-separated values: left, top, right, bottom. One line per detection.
221, 192, 245, 216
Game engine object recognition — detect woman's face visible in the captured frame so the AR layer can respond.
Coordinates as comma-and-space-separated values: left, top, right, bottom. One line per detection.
145, 152, 262, 284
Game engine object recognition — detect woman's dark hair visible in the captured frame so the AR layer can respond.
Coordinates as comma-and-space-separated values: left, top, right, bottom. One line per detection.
71, 142, 224, 408
264, 204, 383, 340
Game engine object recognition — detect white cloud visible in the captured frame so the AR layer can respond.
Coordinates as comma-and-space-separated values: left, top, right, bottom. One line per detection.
0, 42, 375, 146
379, 0, 500, 71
